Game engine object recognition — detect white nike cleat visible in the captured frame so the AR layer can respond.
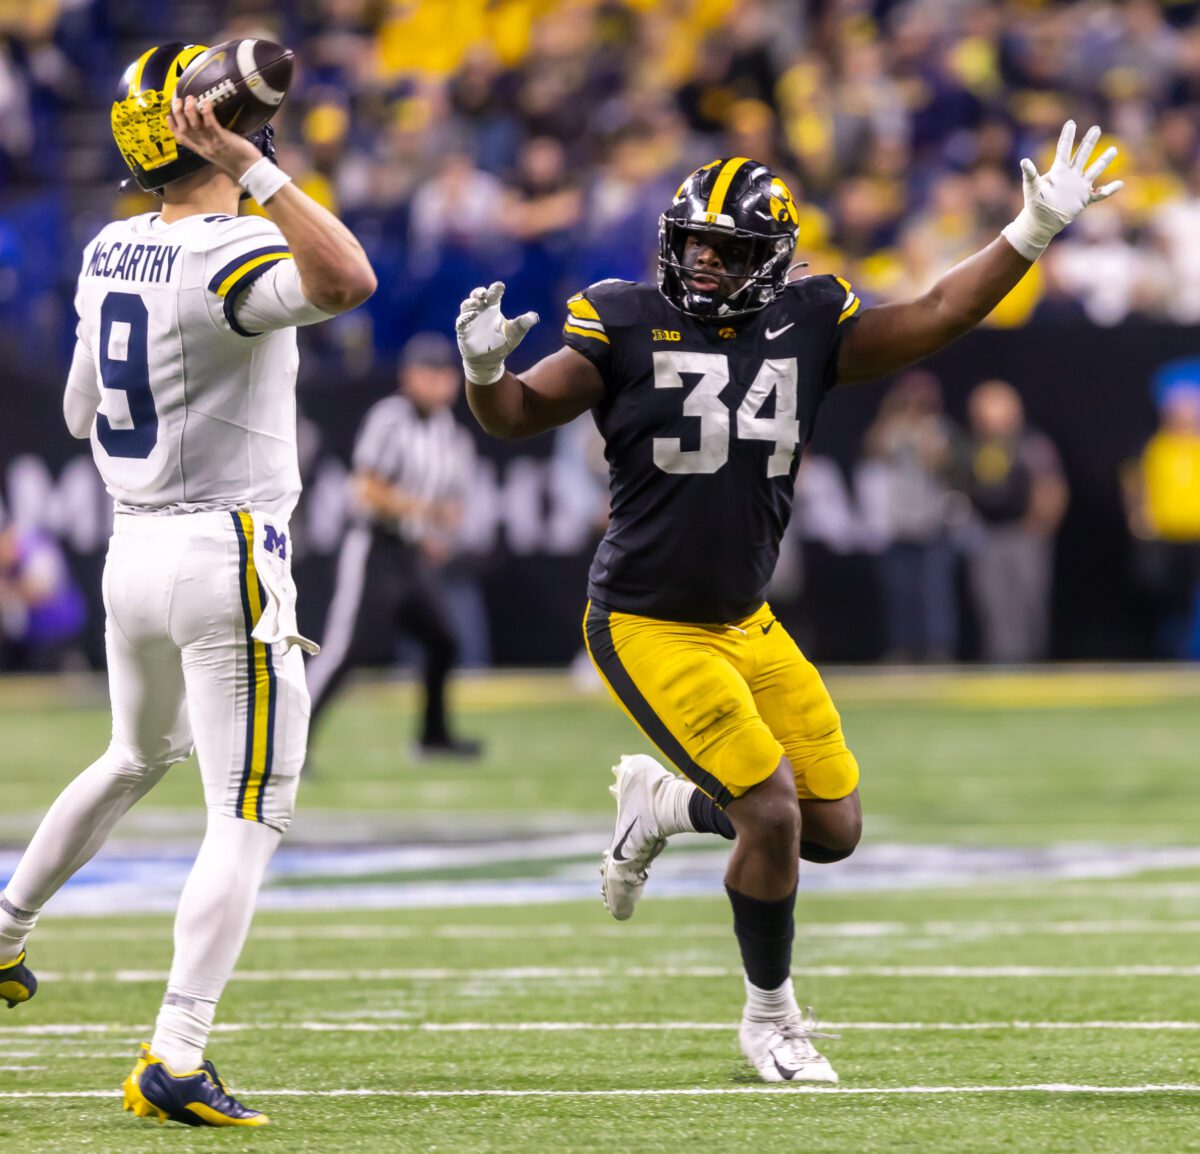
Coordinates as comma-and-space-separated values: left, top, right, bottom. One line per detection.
739, 1008, 840, 1085
600, 754, 672, 921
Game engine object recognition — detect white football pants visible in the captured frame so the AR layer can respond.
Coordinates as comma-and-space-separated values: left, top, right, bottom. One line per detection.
1, 511, 309, 1065
102, 509, 309, 829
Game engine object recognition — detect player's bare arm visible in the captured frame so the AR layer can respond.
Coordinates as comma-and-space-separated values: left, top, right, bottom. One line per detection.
355, 471, 435, 522
168, 95, 376, 313
1026, 469, 1070, 537
457, 282, 605, 438
836, 122, 1123, 385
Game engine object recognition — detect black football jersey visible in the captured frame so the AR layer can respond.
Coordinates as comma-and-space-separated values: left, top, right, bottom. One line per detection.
563, 276, 860, 623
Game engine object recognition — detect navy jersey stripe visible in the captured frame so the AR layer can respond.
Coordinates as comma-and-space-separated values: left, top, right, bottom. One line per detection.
257, 577, 277, 823
207, 245, 290, 294
232, 512, 258, 818
223, 258, 289, 337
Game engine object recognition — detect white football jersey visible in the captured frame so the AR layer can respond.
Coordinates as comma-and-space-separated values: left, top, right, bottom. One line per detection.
70, 211, 317, 518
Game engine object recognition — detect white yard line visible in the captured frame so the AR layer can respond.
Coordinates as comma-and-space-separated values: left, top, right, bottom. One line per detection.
0, 1051, 140, 1058
290, 1020, 1200, 1034
30, 919, 1200, 943
4, 1020, 1200, 1038
3, 1084, 1200, 1101
26, 964, 1200, 982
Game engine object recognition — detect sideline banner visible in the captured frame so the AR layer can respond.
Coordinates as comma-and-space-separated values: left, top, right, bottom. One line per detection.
1, 326, 1191, 665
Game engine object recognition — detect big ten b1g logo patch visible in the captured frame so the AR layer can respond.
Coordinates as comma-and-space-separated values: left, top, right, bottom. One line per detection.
652, 329, 681, 342
263, 525, 287, 559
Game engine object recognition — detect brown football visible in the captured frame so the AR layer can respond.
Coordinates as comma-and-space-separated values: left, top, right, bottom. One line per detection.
177, 38, 294, 137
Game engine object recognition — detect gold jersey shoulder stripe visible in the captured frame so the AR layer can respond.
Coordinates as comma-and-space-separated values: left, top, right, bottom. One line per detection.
833, 275, 860, 323
564, 323, 610, 345
214, 252, 293, 299
567, 296, 603, 324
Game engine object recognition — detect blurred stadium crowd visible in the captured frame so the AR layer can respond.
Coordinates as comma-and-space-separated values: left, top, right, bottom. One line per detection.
4, 0, 1200, 365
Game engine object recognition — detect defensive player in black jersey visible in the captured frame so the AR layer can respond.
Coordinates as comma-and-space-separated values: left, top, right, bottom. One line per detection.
456, 125, 1120, 1084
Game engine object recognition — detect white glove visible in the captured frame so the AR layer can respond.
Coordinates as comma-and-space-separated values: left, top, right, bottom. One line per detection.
1001, 121, 1123, 261
455, 281, 539, 386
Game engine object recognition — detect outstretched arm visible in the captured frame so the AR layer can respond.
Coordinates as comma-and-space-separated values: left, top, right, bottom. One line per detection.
457, 282, 605, 439
168, 96, 376, 314
836, 122, 1122, 386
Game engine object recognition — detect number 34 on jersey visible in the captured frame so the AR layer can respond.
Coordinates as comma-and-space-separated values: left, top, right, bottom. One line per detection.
561, 275, 857, 488
652, 351, 801, 478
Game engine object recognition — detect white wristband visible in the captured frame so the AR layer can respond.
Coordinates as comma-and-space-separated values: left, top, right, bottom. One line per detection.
462, 358, 505, 387
1001, 206, 1057, 262
238, 157, 292, 206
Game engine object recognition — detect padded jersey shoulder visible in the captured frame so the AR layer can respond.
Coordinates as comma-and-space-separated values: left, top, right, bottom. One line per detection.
576, 279, 656, 328
781, 273, 861, 325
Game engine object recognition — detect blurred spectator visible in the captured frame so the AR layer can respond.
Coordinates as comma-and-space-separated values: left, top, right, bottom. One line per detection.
407, 148, 505, 272
1151, 156, 1200, 324
677, 35, 740, 140
506, 4, 604, 144
0, 37, 33, 183
724, 99, 798, 192
448, 45, 523, 173
828, 34, 908, 176
0, 521, 86, 672
1050, 203, 1153, 326
575, 122, 674, 284
863, 372, 960, 663
306, 333, 484, 760
963, 380, 1068, 664
500, 135, 582, 245
1123, 371, 1200, 659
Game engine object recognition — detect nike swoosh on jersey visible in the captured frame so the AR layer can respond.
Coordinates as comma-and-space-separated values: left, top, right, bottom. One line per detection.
761, 620, 776, 634
765, 322, 795, 340
611, 820, 638, 862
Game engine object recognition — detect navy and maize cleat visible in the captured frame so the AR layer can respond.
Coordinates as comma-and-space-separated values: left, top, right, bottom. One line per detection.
0, 951, 37, 1009
122, 1043, 269, 1127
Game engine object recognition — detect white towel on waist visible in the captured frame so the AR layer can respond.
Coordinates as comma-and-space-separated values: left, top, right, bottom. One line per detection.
249, 511, 320, 656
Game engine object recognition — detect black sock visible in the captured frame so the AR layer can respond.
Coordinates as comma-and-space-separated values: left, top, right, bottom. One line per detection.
725, 884, 797, 990
688, 791, 736, 839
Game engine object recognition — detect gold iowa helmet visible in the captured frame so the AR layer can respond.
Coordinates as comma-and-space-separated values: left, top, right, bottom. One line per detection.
658, 158, 801, 319
111, 42, 212, 192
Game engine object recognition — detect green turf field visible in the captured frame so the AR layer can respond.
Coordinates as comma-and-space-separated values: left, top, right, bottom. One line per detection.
3, 668, 1200, 1152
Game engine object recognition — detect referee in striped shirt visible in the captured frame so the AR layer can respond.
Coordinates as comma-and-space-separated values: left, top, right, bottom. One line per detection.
307, 333, 482, 758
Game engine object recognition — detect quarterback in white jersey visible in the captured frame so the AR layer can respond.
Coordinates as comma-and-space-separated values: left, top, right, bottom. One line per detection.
0, 42, 375, 1128
69, 209, 311, 515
